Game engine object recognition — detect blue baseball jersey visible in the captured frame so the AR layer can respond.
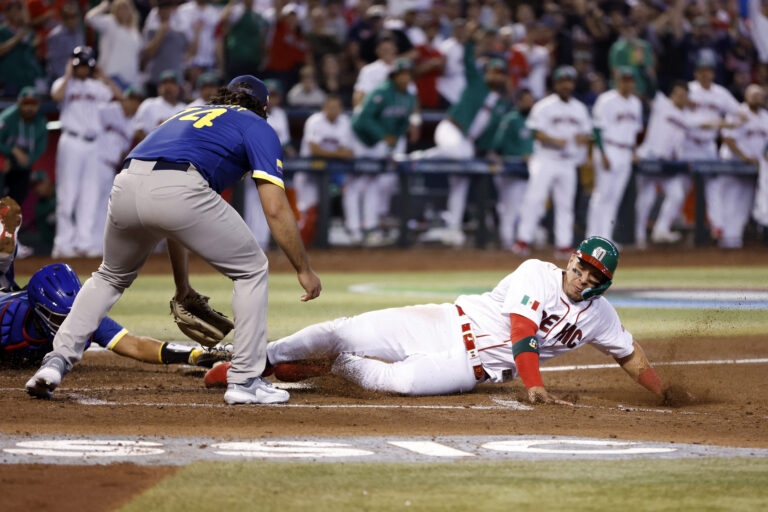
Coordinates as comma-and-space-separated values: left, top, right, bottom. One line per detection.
126, 104, 285, 193
0, 291, 127, 365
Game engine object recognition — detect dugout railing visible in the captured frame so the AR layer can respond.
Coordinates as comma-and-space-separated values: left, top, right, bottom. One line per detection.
263, 157, 759, 249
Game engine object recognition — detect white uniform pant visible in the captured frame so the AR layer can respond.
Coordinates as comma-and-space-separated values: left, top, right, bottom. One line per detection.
243, 181, 272, 249
416, 119, 475, 230
267, 303, 478, 396
516, 154, 578, 249
344, 137, 402, 236
493, 174, 527, 249
87, 161, 120, 257
716, 174, 756, 248
53, 133, 102, 256
753, 158, 768, 227
634, 173, 690, 243
47, 161, 270, 385
293, 171, 320, 213
586, 145, 633, 240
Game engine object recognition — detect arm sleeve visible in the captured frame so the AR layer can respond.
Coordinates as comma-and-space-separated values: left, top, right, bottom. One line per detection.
246, 122, 285, 188
29, 118, 49, 163
351, 92, 387, 142
92, 316, 129, 349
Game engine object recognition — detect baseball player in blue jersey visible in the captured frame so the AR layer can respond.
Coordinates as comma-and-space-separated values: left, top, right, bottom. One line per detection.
26, 76, 322, 405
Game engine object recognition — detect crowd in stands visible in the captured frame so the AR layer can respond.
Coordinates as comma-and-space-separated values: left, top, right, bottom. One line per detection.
1, 0, 768, 256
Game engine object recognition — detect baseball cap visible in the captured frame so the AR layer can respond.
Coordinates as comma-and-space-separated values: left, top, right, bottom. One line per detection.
389, 57, 413, 76
227, 75, 269, 104
366, 5, 386, 18
553, 65, 578, 81
30, 170, 49, 182
197, 71, 220, 88
159, 69, 180, 83
123, 85, 143, 99
696, 49, 717, 69
18, 86, 40, 102
263, 78, 282, 94
485, 58, 508, 73
71, 45, 96, 68
616, 66, 635, 79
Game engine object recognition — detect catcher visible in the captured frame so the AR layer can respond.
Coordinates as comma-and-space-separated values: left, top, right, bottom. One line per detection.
0, 196, 230, 372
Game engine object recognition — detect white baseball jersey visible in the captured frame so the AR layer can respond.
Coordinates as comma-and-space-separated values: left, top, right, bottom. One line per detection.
96, 102, 136, 166
135, 97, 187, 135
52, 76, 113, 137
526, 93, 591, 164
455, 259, 634, 383
636, 92, 690, 160
592, 89, 643, 149
299, 111, 352, 157
684, 81, 740, 158
720, 104, 768, 160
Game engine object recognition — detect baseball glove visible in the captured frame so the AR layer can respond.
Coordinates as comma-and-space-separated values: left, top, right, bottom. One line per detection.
170, 293, 234, 347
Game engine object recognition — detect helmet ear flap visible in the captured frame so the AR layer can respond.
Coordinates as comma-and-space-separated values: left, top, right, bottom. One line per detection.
581, 279, 612, 300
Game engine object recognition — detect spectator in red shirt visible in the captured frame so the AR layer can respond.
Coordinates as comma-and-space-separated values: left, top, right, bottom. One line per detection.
413, 14, 445, 109
264, 1, 308, 93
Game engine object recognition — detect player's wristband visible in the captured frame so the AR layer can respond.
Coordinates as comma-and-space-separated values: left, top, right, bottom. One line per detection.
638, 367, 664, 395
512, 336, 544, 389
408, 112, 422, 126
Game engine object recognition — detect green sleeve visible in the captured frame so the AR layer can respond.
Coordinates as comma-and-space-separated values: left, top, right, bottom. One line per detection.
0, 107, 18, 155
28, 117, 49, 163
592, 127, 604, 152
463, 41, 481, 84
351, 91, 387, 143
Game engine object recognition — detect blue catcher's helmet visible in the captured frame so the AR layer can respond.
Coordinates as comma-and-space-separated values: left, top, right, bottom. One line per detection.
27, 263, 82, 337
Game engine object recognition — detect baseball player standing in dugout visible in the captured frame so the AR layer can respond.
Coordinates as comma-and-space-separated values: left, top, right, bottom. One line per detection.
27, 76, 322, 405
207, 237, 668, 406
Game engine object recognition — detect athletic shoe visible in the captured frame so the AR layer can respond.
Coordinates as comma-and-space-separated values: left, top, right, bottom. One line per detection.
25, 355, 67, 399
224, 376, 290, 405
553, 247, 573, 260
650, 229, 681, 244
194, 344, 233, 368
0, 196, 21, 255
510, 241, 530, 257
204, 361, 231, 388
273, 361, 330, 382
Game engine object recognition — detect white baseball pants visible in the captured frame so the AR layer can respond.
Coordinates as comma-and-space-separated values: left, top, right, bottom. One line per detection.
586, 145, 633, 240
516, 154, 578, 249
267, 303, 478, 396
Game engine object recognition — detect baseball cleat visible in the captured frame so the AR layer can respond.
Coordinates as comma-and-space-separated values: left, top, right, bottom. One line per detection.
195, 344, 233, 368
224, 376, 290, 405
204, 361, 231, 388
25, 356, 67, 399
0, 196, 22, 255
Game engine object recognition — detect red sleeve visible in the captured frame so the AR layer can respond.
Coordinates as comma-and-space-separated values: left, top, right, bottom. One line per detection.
510, 313, 537, 341
510, 314, 543, 388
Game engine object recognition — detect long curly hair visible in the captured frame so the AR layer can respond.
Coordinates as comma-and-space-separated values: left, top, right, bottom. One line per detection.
209, 87, 268, 119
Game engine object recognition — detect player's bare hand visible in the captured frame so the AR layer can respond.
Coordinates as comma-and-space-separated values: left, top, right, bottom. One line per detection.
297, 270, 321, 302
527, 386, 574, 406
575, 133, 591, 146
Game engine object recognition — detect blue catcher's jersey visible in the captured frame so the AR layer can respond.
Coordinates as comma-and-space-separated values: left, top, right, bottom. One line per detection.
126, 104, 285, 193
0, 291, 128, 365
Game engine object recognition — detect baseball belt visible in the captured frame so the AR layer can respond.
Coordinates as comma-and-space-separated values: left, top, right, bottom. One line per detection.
603, 139, 634, 150
122, 158, 192, 172
455, 305, 486, 381
63, 130, 96, 142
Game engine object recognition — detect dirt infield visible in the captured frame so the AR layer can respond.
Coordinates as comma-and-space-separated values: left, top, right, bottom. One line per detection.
2, 247, 766, 512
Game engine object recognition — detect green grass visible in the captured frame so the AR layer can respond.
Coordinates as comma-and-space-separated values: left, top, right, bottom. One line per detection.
119, 458, 768, 512
42, 267, 762, 341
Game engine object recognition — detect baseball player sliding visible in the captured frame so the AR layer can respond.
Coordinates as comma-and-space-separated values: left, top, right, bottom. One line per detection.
207, 237, 670, 406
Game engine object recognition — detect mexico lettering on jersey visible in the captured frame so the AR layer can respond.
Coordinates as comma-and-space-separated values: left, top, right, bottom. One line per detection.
454, 259, 634, 383
126, 104, 284, 193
